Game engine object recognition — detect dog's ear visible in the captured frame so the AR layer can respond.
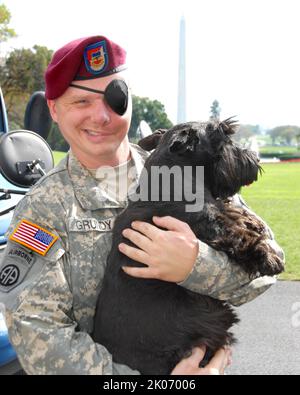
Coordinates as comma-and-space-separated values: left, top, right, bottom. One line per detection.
206, 117, 239, 137
219, 117, 239, 136
169, 130, 199, 155
138, 129, 167, 151
206, 117, 239, 150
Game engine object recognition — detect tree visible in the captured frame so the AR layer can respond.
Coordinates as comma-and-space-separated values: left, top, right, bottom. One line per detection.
296, 134, 300, 151
0, 46, 53, 129
0, 45, 53, 94
129, 96, 173, 140
268, 126, 282, 145
268, 125, 300, 145
234, 124, 261, 143
281, 126, 300, 145
47, 124, 69, 152
209, 100, 221, 121
0, 4, 16, 43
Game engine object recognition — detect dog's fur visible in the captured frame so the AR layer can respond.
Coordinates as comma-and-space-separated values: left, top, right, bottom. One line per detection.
92, 118, 284, 374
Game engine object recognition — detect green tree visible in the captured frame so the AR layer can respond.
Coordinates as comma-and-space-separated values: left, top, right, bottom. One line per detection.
268, 125, 300, 145
268, 126, 282, 145
296, 134, 300, 151
0, 4, 16, 43
209, 100, 221, 121
281, 126, 300, 145
234, 124, 261, 142
129, 95, 173, 141
0, 46, 53, 129
47, 124, 69, 152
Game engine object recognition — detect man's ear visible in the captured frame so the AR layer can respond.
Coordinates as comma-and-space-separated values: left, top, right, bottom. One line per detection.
138, 129, 167, 151
47, 99, 58, 122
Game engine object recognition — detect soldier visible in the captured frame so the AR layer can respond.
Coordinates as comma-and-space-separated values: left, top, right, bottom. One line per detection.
0, 35, 283, 375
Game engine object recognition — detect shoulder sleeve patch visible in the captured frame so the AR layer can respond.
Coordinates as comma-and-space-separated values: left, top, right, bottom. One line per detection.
10, 219, 58, 256
0, 246, 36, 293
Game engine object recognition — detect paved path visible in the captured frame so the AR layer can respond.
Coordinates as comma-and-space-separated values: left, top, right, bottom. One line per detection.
227, 280, 300, 375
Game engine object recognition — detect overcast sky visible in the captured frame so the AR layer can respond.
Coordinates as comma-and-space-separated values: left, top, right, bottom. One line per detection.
1, 0, 300, 129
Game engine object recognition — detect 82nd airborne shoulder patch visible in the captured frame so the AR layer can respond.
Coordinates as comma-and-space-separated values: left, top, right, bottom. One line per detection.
10, 219, 58, 256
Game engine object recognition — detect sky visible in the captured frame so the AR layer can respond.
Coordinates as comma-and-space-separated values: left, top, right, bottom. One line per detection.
1, 0, 300, 129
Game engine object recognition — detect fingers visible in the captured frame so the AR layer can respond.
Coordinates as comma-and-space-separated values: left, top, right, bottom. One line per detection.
118, 243, 150, 265
122, 217, 191, 246
120, 217, 197, 282
185, 346, 207, 366
152, 216, 191, 232
122, 265, 158, 279
171, 346, 207, 375
122, 228, 152, 252
206, 347, 232, 375
130, 220, 163, 241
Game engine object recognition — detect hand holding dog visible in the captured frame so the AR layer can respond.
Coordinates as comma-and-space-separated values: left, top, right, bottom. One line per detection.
171, 346, 232, 375
120, 216, 199, 283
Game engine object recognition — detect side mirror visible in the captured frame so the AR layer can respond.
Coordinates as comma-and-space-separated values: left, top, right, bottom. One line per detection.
0, 130, 54, 188
24, 91, 52, 141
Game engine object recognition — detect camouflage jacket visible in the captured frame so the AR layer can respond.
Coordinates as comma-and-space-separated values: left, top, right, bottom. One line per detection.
0, 144, 284, 375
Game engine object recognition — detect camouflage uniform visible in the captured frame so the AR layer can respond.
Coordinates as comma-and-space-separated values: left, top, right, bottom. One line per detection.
0, 144, 284, 375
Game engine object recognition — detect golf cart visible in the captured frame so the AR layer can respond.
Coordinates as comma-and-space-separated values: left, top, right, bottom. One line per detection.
0, 87, 53, 374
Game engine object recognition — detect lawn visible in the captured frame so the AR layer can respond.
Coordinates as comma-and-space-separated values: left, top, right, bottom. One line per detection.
241, 162, 300, 280
53, 150, 67, 165
260, 146, 298, 155
52, 152, 299, 280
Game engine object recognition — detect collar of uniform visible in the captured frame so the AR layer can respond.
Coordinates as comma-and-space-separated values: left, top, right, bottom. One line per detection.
129, 143, 147, 180
68, 145, 148, 211
127, 143, 150, 197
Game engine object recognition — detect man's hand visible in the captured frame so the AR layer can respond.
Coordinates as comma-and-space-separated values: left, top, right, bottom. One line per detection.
171, 346, 232, 375
119, 216, 199, 283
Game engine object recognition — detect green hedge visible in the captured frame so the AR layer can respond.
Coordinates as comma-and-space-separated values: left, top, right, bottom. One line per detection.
261, 152, 300, 159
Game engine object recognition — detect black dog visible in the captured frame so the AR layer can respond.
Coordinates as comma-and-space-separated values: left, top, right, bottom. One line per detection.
92, 118, 284, 374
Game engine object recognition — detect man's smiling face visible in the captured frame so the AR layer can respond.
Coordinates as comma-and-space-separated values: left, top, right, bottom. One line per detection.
47, 72, 132, 168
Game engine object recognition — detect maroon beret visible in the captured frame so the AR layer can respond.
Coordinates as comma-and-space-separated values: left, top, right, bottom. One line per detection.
45, 35, 127, 99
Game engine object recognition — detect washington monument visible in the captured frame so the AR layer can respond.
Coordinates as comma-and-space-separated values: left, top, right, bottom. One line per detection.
177, 15, 186, 123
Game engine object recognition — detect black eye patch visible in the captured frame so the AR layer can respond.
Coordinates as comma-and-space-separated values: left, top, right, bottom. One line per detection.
69, 79, 129, 116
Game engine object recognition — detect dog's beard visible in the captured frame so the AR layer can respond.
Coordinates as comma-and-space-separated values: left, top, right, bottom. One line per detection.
211, 145, 261, 199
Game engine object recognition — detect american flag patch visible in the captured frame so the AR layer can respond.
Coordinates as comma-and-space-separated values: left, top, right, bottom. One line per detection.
10, 220, 58, 256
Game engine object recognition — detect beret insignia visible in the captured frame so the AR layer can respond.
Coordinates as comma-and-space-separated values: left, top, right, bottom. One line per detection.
84, 40, 108, 74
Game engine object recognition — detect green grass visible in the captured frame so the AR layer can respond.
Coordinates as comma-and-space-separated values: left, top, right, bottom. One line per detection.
260, 146, 299, 155
53, 150, 67, 165
241, 163, 300, 280
51, 152, 299, 279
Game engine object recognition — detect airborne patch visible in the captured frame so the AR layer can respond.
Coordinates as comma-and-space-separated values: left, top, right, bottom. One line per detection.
10, 219, 58, 256
0, 247, 36, 293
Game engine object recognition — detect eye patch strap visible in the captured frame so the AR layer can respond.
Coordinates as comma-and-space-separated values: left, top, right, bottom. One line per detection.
69, 83, 105, 95
69, 80, 128, 116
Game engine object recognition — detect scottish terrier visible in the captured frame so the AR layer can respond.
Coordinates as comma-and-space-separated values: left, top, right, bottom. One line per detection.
92, 118, 284, 374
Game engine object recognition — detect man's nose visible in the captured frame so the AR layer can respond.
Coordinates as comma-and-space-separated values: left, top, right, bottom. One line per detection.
90, 97, 111, 125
